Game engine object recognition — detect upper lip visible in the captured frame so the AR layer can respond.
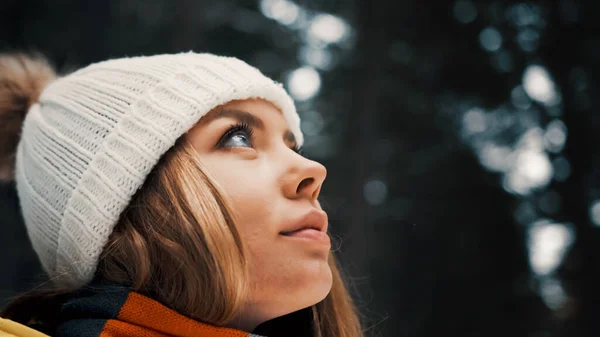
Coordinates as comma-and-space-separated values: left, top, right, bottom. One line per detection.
280, 209, 328, 235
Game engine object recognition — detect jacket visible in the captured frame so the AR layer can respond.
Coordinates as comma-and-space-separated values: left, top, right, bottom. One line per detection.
0, 318, 49, 337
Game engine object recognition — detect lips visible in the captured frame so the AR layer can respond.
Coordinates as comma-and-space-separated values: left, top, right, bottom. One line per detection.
283, 228, 329, 242
279, 209, 328, 236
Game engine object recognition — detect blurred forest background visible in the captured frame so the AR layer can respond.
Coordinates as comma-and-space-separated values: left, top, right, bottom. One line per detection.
2, 0, 600, 336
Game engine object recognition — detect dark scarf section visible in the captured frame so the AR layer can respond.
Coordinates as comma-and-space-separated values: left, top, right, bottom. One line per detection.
55, 281, 315, 337
56, 281, 253, 337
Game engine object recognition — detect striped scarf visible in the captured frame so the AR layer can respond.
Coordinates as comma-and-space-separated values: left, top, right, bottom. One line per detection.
56, 282, 264, 337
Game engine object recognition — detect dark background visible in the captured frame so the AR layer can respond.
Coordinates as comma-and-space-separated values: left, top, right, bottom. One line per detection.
2, 0, 600, 336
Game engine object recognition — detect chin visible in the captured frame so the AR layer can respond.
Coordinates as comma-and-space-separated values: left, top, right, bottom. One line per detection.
255, 258, 333, 318
297, 262, 334, 309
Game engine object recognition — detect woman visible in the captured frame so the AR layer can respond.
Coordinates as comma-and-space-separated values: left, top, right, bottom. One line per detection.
0, 52, 363, 337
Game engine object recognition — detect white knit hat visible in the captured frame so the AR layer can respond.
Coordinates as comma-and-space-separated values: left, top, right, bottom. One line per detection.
12, 52, 303, 289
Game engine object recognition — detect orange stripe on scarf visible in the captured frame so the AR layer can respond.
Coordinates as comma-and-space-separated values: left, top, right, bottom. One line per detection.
100, 292, 249, 337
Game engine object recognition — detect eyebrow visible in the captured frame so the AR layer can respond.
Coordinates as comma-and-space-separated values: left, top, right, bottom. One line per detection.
207, 108, 297, 146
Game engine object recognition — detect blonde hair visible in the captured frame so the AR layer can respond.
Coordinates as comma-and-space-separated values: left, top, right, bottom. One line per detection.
98, 136, 363, 336
1, 53, 364, 337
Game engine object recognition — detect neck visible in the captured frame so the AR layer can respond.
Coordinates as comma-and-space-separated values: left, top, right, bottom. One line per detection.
225, 308, 265, 333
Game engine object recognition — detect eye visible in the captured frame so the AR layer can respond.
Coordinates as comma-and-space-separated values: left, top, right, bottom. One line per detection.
217, 122, 254, 149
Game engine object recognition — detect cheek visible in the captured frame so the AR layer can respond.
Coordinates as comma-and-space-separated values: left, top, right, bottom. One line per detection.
228, 187, 278, 240
207, 159, 275, 209
215, 171, 281, 254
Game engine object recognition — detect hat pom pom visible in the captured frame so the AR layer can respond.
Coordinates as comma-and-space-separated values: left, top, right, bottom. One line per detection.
0, 53, 56, 182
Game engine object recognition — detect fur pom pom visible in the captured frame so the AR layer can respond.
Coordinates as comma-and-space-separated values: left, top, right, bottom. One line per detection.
0, 53, 57, 182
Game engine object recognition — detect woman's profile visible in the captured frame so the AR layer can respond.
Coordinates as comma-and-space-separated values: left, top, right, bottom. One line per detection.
0, 52, 363, 337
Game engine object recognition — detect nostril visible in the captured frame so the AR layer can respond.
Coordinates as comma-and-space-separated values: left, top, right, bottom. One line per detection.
297, 177, 314, 194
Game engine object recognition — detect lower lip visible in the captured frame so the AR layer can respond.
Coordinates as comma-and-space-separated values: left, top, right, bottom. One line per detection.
281, 229, 330, 246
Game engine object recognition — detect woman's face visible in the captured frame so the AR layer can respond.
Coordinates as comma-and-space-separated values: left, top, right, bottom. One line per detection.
185, 99, 332, 331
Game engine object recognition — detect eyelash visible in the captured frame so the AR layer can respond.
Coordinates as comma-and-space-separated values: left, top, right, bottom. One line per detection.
217, 122, 303, 154
220, 122, 254, 146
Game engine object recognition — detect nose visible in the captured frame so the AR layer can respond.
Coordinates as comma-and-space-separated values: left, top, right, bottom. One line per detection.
282, 153, 327, 201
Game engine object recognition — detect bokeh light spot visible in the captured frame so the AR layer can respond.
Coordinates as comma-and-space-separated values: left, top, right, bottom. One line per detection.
364, 179, 388, 206
589, 200, 600, 227
298, 46, 333, 70
523, 65, 561, 106
479, 27, 503, 52
511, 85, 532, 109
527, 220, 574, 276
308, 14, 348, 44
540, 278, 568, 310
505, 150, 553, 195
462, 107, 487, 134
543, 119, 567, 153
480, 143, 512, 172
552, 156, 571, 182
300, 110, 325, 136
260, 0, 299, 25
287, 66, 321, 101
517, 28, 540, 52
453, 0, 477, 24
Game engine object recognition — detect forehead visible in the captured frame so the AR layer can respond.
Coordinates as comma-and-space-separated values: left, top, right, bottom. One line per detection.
204, 98, 285, 125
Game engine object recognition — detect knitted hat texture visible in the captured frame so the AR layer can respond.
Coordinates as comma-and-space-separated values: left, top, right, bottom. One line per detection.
14, 52, 302, 288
